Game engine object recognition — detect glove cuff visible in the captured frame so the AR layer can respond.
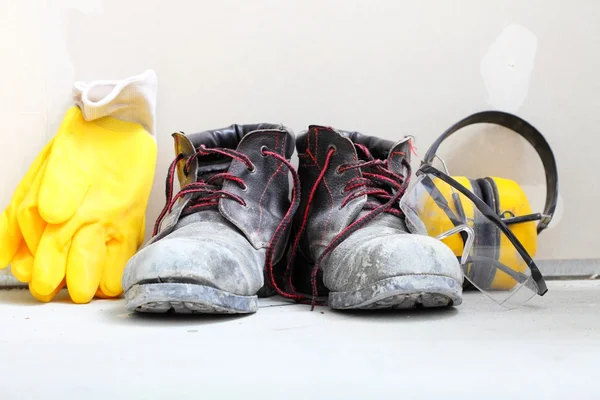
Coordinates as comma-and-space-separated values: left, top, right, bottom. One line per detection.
72, 69, 157, 137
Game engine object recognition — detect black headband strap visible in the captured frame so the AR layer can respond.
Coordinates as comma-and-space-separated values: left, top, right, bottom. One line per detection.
422, 111, 558, 234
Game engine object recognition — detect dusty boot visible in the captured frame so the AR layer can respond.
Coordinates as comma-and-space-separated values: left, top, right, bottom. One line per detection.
287, 126, 463, 310
122, 124, 299, 314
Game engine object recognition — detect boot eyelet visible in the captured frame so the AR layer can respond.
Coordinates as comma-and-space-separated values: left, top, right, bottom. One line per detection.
247, 164, 256, 173
328, 145, 337, 153
241, 183, 248, 192
260, 145, 270, 157
335, 165, 345, 175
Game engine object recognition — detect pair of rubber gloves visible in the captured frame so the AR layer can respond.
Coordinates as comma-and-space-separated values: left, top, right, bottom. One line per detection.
0, 70, 158, 303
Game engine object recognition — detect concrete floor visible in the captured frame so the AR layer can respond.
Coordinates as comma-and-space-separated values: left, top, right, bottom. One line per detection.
0, 280, 598, 399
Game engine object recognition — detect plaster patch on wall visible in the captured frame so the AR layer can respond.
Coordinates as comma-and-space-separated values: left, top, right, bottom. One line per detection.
481, 24, 537, 113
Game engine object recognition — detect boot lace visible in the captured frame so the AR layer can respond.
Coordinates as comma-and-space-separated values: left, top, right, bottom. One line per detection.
153, 145, 254, 236
153, 143, 307, 302
284, 142, 412, 309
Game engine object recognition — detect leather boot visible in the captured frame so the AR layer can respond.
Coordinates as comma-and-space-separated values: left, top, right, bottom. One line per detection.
287, 126, 463, 310
122, 124, 299, 314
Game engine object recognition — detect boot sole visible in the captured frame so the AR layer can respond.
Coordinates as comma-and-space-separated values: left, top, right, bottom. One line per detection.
329, 274, 463, 310
124, 283, 258, 314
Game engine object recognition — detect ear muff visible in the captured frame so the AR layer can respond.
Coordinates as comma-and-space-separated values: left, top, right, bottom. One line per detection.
456, 177, 537, 290
424, 175, 539, 291
416, 111, 557, 297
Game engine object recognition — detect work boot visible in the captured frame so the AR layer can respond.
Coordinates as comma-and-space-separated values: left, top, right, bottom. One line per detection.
122, 124, 299, 314
287, 126, 463, 310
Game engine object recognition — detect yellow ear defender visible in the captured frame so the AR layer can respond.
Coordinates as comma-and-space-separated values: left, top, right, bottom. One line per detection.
417, 111, 558, 293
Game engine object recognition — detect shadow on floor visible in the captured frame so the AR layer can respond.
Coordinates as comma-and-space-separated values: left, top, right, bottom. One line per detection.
0, 288, 72, 305
103, 301, 253, 327
329, 305, 460, 322
263, 294, 461, 322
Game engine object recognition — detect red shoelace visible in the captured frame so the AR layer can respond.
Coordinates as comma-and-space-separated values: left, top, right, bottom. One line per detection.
283, 143, 412, 309
153, 144, 307, 302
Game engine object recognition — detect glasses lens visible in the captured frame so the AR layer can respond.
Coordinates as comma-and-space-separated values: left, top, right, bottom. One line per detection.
400, 174, 538, 309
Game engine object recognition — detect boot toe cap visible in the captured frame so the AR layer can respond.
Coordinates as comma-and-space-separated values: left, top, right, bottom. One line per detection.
122, 225, 264, 297
323, 228, 463, 292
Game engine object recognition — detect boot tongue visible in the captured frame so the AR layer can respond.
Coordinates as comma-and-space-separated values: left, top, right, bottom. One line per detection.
353, 137, 413, 222
386, 137, 413, 176
196, 160, 231, 180
172, 132, 233, 186
173, 132, 197, 187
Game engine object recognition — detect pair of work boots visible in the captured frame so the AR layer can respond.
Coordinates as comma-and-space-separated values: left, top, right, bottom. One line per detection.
122, 124, 463, 314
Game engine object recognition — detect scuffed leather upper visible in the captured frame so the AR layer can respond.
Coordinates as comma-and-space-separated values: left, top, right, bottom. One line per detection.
123, 210, 266, 295
293, 126, 462, 294
155, 124, 294, 259
295, 125, 412, 259
123, 124, 295, 296
323, 225, 464, 293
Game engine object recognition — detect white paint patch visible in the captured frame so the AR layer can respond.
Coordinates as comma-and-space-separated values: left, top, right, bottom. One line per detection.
481, 24, 538, 113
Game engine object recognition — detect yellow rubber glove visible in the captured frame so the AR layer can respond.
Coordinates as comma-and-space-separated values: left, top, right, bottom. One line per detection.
0, 141, 146, 299
0, 137, 54, 280
10, 156, 49, 283
22, 106, 156, 303
0, 69, 157, 303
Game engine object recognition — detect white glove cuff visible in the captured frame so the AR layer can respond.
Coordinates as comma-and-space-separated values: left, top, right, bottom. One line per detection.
72, 69, 157, 136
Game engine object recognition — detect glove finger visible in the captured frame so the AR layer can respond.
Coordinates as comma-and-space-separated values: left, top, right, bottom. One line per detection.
66, 224, 107, 304
98, 235, 137, 298
31, 224, 70, 296
0, 211, 23, 269
95, 287, 112, 299
0, 138, 54, 267
29, 278, 66, 303
16, 158, 49, 255
10, 242, 34, 282
38, 108, 90, 224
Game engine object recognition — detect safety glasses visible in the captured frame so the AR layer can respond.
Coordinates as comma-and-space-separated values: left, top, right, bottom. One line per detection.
400, 164, 547, 309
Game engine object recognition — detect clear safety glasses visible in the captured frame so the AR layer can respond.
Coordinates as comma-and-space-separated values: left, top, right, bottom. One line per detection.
399, 164, 547, 309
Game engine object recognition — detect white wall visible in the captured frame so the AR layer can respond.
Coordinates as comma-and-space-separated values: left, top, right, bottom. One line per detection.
1, 0, 598, 282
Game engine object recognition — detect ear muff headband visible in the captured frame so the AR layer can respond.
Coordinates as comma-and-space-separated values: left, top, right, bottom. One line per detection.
422, 111, 558, 234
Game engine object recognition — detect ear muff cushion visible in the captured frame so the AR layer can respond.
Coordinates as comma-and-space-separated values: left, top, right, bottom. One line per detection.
476, 178, 499, 213
464, 178, 500, 289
